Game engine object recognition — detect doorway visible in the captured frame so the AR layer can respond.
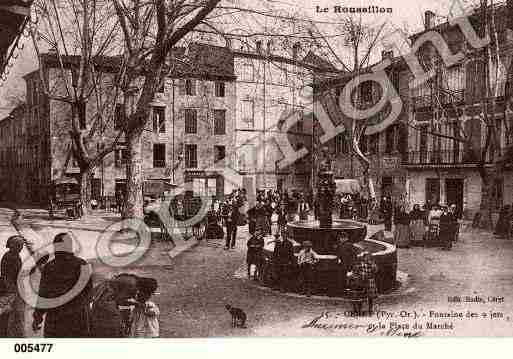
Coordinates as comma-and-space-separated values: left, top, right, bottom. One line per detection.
445, 178, 464, 218
425, 178, 440, 207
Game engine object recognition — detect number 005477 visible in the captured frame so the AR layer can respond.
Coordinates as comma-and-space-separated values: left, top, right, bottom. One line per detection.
13, 343, 53, 353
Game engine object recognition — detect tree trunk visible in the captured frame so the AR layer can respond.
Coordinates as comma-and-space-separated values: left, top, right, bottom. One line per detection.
477, 167, 495, 230
124, 129, 144, 219
79, 166, 92, 218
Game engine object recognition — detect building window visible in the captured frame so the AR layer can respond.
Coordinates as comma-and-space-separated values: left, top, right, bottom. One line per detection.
238, 144, 255, 172
241, 100, 254, 128
185, 79, 196, 96
385, 125, 396, 154
360, 135, 368, 154
335, 133, 349, 154
114, 143, 128, 167
241, 63, 254, 82
185, 144, 198, 168
297, 118, 304, 133
369, 133, 379, 154
153, 143, 166, 168
359, 81, 373, 103
214, 145, 226, 163
493, 178, 504, 210
214, 82, 225, 97
184, 109, 197, 134
157, 81, 165, 93
78, 102, 86, 129
152, 107, 165, 133
213, 109, 226, 135
114, 104, 124, 131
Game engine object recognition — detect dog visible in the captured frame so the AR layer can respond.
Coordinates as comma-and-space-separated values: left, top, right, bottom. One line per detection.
225, 304, 247, 328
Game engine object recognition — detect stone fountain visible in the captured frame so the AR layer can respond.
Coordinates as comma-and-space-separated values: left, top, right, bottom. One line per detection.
261, 147, 398, 295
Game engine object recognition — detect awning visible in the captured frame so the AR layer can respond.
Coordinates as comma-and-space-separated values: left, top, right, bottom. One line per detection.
53, 176, 79, 185
335, 179, 361, 194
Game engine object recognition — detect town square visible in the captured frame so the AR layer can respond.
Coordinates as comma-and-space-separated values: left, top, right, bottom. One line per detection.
0, 0, 513, 340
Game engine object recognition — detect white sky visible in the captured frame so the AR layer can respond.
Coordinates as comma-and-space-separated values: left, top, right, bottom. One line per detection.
0, 0, 463, 118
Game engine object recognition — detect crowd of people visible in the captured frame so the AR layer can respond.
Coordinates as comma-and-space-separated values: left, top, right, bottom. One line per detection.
494, 204, 513, 240
0, 233, 161, 338
204, 188, 316, 250
388, 201, 460, 250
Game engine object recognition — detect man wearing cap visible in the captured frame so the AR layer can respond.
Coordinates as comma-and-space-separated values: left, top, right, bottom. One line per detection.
1, 235, 25, 337
32, 232, 92, 337
246, 229, 264, 280
297, 241, 319, 296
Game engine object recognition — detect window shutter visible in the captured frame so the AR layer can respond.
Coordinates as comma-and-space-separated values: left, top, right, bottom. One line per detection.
191, 79, 197, 96
178, 79, 186, 96
204, 81, 212, 96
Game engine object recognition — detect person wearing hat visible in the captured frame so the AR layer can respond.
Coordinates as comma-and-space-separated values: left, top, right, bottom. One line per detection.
1, 236, 24, 293
439, 205, 457, 250
246, 229, 265, 280
297, 241, 319, 296
0, 235, 25, 337
32, 232, 92, 337
271, 231, 294, 291
334, 232, 359, 295
349, 251, 378, 314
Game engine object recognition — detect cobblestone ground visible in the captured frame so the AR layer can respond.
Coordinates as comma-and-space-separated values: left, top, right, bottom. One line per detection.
3, 206, 513, 337
94, 225, 513, 337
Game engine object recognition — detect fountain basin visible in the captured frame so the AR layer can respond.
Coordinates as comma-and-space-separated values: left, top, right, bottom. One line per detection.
260, 220, 397, 294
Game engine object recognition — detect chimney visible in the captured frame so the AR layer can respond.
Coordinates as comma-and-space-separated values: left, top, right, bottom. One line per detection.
424, 10, 435, 30
256, 40, 262, 54
292, 42, 301, 59
381, 49, 393, 60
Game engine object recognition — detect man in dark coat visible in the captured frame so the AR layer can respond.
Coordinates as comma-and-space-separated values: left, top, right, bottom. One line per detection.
32, 233, 92, 338
334, 232, 360, 294
223, 199, 240, 249
272, 232, 295, 291
439, 206, 456, 250
381, 196, 393, 231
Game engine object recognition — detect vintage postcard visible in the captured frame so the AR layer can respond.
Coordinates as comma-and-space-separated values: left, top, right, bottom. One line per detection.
0, 0, 512, 346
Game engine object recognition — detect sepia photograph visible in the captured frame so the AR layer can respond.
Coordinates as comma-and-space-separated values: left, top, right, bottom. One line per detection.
0, 0, 513, 348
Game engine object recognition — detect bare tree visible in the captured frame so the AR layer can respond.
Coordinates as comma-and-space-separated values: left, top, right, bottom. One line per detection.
308, 16, 388, 196
405, 0, 513, 228
111, 0, 222, 219
30, 0, 123, 216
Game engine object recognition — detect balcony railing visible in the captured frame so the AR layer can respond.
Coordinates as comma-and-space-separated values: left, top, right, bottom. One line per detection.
153, 160, 166, 168
412, 89, 465, 109
405, 148, 507, 166
405, 150, 476, 165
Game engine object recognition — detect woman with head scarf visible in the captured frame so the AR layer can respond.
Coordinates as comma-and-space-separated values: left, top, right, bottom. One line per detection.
410, 204, 427, 245
393, 204, 411, 248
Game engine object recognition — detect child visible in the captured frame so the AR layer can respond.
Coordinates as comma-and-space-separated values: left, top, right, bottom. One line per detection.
246, 230, 264, 280
130, 277, 160, 338
297, 241, 319, 296
348, 251, 378, 315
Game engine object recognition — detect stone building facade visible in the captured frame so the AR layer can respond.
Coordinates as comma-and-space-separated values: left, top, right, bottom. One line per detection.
231, 40, 335, 197
404, 6, 513, 218
0, 43, 237, 204
312, 53, 409, 202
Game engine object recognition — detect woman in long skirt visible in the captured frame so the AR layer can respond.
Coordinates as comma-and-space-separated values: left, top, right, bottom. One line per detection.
393, 205, 411, 248
409, 204, 426, 244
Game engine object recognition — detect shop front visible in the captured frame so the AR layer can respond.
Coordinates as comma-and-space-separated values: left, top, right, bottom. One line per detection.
184, 170, 224, 200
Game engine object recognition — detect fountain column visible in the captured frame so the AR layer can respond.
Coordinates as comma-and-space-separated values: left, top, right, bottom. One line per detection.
317, 147, 336, 228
